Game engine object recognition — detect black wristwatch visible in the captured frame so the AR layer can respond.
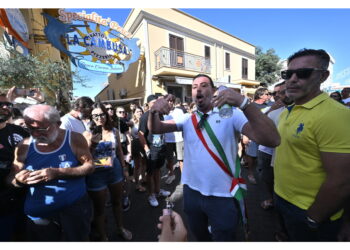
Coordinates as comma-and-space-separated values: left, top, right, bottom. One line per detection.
306, 216, 320, 229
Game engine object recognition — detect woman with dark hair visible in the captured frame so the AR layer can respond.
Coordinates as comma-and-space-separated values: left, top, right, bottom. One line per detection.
130, 106, 146, 191
83, 102, 132, 241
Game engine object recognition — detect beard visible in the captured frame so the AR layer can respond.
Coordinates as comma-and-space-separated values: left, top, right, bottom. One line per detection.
35, 129, 59, 144
0, 113, 12, 123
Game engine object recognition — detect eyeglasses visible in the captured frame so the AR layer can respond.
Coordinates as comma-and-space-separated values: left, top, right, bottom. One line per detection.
281, 68, 326, 80
0, 101, 13, 108
92, 113, 106, 120
27, 124, 51, 133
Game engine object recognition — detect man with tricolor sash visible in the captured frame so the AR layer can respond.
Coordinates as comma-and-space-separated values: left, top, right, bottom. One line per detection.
148, 74, 280, 241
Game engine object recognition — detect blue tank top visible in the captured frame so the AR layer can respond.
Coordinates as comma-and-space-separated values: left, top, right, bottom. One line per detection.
24, 130, 86, 217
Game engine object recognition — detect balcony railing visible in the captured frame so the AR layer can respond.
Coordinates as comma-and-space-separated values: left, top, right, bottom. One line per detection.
155, 47, 211, 74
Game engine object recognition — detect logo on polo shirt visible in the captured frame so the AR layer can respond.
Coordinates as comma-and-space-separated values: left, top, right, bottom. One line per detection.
293, 123, 304, 138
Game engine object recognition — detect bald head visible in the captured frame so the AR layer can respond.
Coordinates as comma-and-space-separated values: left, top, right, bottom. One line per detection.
23, 104, 60, 124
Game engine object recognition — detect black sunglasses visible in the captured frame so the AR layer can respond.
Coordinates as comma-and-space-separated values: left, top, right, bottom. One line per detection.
27, 124, 51, 133
0, 101, 13, 108
118, 111, 125, 113
281, 68, 326, 80
92, 113, 106, 119
106, 107, 114, 111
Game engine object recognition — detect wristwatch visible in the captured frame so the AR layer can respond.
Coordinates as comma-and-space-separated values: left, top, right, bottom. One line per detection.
306, 216, 320, 229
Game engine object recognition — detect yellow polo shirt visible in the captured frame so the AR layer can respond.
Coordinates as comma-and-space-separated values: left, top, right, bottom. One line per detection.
274, 92, 350, 220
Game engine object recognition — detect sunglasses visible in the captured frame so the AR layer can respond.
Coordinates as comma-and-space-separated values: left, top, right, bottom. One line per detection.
281, 68, 326, 80
92, 113, 106, 119
106, 107, 114, 111
27, 124, 51, 133
117, 111, 125, 114
0, 101, 13, 108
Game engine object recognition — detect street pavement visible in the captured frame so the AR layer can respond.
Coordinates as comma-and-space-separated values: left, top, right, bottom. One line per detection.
104, 164, 281, 242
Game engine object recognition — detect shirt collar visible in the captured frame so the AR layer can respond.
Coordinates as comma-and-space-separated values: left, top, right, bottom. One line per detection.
196, 107, 219, 116
300, 92, 329, 109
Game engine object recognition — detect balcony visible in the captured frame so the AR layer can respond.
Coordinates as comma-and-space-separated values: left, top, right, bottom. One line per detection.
155, 47, 211, 74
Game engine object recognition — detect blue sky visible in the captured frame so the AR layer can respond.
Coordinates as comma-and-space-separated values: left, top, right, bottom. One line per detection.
65, 8, 350, 98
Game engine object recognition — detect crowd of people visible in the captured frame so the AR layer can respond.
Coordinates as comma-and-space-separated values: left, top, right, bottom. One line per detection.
0, 48, 350, 242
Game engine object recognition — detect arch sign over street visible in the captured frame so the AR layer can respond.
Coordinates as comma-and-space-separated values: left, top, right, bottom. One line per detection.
43, 9, 140, 73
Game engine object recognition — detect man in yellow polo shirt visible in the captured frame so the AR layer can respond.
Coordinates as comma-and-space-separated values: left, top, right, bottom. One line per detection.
274, 49, 350, 241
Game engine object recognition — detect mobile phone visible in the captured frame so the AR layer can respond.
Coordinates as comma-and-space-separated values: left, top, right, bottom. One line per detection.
16, 88, 34, 96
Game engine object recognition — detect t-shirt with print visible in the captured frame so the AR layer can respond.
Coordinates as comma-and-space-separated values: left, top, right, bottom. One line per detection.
138, 111, 166, 154
0, 124, 29, 214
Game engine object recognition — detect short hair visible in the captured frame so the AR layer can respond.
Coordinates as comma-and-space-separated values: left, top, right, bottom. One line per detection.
23, 104, 60, 124
193, 74, 214, 88
254, 87, 268, 100
174, 97, 181, 105
287, 49, 330, 70
73, 96, 94, 111
274, 81, 286, 88
116, 106, 125, 111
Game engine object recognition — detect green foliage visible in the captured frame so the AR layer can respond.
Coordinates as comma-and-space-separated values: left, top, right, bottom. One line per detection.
0, 48, 85, 113
255, 47, 282, 86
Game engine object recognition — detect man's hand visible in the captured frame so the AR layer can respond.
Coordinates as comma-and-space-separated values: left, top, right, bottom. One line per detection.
6, 86, 19, 102
212, 88, 245, 108
30, 88, 45, 103
150, 98, 171, 115
14, 169, 31, 186
25, 168, 58, 185
158, 209, 187, 242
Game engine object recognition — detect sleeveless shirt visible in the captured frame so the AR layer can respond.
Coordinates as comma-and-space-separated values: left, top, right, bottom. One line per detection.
24, 130, 86, 217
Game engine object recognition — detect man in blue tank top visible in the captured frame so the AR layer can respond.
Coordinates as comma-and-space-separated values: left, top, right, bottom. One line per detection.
7, 104, 94, 241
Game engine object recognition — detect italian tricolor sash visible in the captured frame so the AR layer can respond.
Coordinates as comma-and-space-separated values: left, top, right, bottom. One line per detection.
191, 112, 248, 224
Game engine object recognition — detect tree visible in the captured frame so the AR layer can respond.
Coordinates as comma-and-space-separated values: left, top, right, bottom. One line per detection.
255, 47, 282, 86
0, 48, 86, 113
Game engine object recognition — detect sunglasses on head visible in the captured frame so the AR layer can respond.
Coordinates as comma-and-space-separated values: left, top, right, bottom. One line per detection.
92, 113, 106, 119
281, 68, 326, 80
0, 101, 13, 108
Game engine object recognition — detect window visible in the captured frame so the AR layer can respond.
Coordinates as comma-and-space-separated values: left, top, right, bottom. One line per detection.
205, 46, 210, 60
242, 58, 248, 79
169, 34, 184, 67
225, 52, 230, 70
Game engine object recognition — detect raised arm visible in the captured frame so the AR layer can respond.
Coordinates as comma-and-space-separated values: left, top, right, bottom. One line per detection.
148, 98, 178, 134
212, 88, 280, 147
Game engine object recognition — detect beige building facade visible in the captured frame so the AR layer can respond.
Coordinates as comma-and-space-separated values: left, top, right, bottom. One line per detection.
96, 8, 259, 104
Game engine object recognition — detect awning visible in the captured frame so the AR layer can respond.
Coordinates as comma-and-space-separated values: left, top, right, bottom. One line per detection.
214, 81, 241, 89
101, 97, 142, 106
175, 76, 193, 85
